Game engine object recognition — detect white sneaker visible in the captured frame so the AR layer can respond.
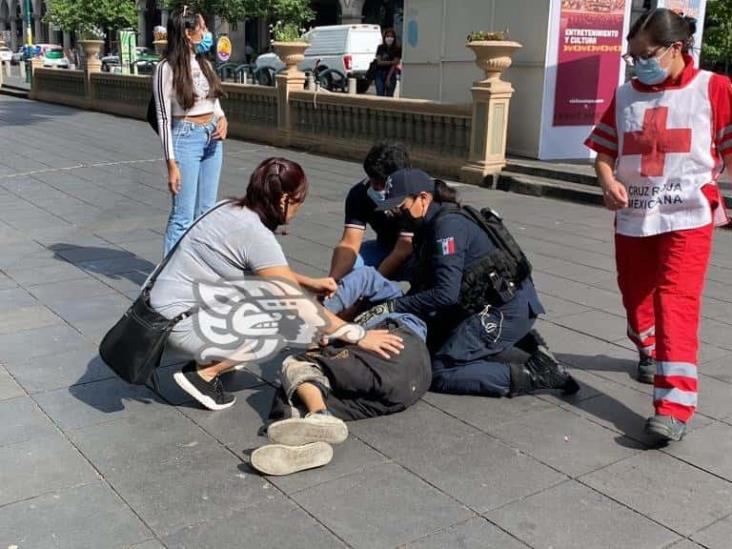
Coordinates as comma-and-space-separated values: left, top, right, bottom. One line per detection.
267, 412, 348, 446
250, 442, 333, 476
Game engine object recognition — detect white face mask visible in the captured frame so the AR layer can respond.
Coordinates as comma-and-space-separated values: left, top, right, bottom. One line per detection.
384, 37, 395, 46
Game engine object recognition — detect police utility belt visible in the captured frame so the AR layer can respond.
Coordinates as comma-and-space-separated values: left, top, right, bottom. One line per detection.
440, 205, 533, 315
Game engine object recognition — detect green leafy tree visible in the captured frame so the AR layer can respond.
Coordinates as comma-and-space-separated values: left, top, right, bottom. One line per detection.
165, 0, 315, 40
701, 0, 732, 72
45, 0, 137, 38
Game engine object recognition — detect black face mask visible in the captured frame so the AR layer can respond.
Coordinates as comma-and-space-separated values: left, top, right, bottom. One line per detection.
399, 209, 424, 233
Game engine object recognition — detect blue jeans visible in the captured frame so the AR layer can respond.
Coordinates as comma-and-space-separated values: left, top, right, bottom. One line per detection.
324, 267, 427, 341
163, 118, 223, 256
374, 71, 396, 97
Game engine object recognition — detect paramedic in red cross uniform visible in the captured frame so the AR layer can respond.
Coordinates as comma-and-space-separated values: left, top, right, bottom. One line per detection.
586, 8, 731, 443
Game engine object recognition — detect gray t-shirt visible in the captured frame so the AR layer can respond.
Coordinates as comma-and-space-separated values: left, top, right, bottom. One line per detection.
150, 202, 288, 318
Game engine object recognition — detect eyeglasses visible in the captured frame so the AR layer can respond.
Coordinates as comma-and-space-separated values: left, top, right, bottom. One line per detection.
622, 43, 677, 66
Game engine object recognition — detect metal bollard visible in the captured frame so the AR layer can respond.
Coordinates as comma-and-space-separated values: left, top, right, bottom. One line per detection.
393, 75, 401, 99
307, 72, 315, 90
348, 77, 357, 95
5, 60, 11, 77
19, 61, 26, 80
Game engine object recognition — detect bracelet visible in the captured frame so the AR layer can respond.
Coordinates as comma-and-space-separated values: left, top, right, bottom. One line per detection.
327, 323, 366, 344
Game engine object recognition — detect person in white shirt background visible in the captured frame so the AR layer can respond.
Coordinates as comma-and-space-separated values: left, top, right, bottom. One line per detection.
153, 7, 229, 255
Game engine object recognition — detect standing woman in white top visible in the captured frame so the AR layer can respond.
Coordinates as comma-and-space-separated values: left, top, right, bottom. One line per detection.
153, 7, 229, 255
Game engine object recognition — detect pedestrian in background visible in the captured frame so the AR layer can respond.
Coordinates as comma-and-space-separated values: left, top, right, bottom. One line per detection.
586, 8, 731, 443
373, 28, 401, 97
153, 7, 228, 255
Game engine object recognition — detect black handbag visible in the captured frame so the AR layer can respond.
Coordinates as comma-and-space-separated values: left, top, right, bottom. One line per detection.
99, 201, 230, 385
146, 95, 159, 134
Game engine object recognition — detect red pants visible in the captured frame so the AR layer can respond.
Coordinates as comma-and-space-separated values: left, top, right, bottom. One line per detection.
615, 211, 715, 422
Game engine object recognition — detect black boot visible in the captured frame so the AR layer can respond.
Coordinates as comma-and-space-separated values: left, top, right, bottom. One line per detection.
510, 348, 580, 396
515, 329, 550, 356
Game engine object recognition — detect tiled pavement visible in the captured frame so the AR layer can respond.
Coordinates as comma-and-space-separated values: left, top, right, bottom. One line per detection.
1, 95, 731, 549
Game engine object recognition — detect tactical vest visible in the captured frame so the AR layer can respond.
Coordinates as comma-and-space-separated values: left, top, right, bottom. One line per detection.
413, 204, 532, 315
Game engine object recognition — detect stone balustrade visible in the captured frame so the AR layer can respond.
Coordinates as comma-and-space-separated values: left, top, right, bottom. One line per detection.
29, 68, 505, 182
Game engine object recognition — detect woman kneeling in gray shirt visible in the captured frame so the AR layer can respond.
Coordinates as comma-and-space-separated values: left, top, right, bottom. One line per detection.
150, 157, 404, 410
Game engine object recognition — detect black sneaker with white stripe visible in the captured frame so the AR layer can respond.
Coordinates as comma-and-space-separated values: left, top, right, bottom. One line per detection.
173, 362, 236, 411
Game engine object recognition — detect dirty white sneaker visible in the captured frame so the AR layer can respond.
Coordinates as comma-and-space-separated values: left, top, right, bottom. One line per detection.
267, 411, 348, 446
250, 442, 333, 476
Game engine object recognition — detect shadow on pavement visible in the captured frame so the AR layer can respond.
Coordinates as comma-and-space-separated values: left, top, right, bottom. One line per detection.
48, 243, 156, 286
558, 352, 658, 448
0, 98, 76, 127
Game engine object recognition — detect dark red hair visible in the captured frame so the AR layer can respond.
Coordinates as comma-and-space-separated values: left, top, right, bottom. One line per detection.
237, 157, 309, 230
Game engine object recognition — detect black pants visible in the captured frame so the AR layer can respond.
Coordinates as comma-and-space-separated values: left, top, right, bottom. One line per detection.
268, 322, 432, 422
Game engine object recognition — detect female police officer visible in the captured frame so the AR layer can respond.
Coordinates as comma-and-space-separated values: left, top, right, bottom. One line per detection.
356, 168, 579, 398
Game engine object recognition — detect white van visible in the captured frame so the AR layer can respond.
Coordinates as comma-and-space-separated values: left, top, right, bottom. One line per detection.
255, 24, 383, 93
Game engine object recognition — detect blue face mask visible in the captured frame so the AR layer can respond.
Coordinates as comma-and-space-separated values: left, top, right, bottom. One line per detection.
195, 31, 213, 54
367, 185, 387, 204
634, 48, 670, 85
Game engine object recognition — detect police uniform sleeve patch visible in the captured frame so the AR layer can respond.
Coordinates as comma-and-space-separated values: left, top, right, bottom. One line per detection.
435, 236, 456, 256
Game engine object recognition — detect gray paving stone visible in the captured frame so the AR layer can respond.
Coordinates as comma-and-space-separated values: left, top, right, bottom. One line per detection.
47, 293, 131, 324
0, 323, 92, 364
405, 517, 527, 548
0, 481, 152, 549
489, 406, 643, 477
34, 376, 166, 432
162, 493, 345, 549
0, 366, 25, 401
581, 451, 732, 536
70, 411, 272, 537
422, 390, 556, 432
5, 261, 91, 287
696, 374, 732, 421
486, 480, 679, 549
52, 244, 133, 265
291, 462, 473, 549
178, 384, 275, 452
265, 435, 389, 494
0, 396, 57, 447
668, 541, 706, 549
665, 422, 732, 482
552, 309, 630, 343
691, 514, 732, 549
352, 402, 565, 512
0, 286, 38, 309
0, 431, 99, 506
26, 277, 119, 305
0, 305, 62, 335
702, 354, 732, 383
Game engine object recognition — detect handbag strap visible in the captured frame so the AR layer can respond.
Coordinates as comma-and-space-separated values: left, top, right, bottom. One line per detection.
144, 200, 234, 292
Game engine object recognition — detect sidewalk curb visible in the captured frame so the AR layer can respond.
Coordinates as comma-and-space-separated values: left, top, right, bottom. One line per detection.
497, 170, 732, 229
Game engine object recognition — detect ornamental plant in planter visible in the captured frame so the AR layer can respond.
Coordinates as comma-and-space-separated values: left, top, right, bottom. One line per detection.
466, 30, 522, 83
267, 0, 315, 74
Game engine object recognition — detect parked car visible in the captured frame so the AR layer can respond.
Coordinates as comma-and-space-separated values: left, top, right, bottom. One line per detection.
42, 46, 69, 69
11, 47, 26, 65
102, 47, 159, 72
255, 24, 382, 93
0, 46, 12, 63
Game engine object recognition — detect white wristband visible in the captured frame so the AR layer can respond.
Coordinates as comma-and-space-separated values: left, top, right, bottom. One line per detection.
328, 323, 366, 344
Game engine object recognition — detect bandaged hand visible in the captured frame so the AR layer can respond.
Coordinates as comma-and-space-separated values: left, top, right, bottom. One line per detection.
319, 323, 366, 346
353, 301, 395, 325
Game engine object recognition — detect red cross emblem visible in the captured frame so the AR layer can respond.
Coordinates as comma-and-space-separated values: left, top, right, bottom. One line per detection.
622, 107, 692, 177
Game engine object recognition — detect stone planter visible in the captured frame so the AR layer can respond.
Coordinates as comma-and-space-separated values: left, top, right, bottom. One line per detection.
79, 39, 104, 72
272, 41, 309, 76
153, 40, 168, 57
466, 40, 522, 83
79, 39, 104, 61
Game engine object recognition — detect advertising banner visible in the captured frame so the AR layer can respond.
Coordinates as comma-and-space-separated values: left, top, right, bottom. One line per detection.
120, 30, 138, 75
553, 0, 627, 127
216, 35, 232, 63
